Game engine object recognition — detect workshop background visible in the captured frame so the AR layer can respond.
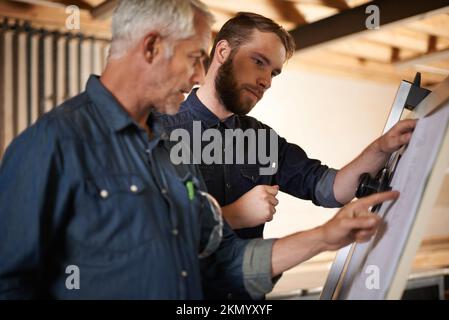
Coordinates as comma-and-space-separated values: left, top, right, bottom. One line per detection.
0, 0, 448, 299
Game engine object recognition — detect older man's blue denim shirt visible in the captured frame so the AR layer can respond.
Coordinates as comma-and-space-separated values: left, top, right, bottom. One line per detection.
0, 76, 276, 299
159, 89, 342, 239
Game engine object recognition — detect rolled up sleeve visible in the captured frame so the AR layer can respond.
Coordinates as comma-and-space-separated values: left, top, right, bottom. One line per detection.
242, 238, 281, 300
314, 168, 343, 208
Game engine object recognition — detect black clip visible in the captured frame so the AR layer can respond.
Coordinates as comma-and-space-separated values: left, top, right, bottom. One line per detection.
356, 168, 392, 199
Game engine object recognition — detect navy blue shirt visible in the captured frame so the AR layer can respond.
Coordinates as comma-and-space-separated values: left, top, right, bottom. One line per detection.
0, 76, 253, 299
159, 89, 342, 239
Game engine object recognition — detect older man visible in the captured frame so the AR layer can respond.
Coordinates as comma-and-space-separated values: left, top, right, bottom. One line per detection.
0, 1, 397, 300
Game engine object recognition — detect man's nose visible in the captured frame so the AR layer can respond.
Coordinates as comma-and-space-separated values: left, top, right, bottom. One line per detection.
257, 73, 271, 90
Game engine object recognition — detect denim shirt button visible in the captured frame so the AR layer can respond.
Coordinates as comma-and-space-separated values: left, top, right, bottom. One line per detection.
100, 189, 109, 198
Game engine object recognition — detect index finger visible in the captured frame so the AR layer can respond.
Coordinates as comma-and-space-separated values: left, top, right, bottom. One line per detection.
393, 119, 417, 133
355, 190, 400, 210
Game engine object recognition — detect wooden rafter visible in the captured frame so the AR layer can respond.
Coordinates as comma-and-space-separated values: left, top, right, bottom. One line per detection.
10, 0, 92, 10
203, 0, 297, 30
395, 47, 449, 69
289, 0, 449, 52
0, 0, 111, 37
48, 0, 93, 10
289, 50, 446, 86
90, 0, 118, 20
362, 28, 449, 53
2, 0, 449, 86
268, 0, 308, 25
285, 0, 350, 11
414, 64, 449, 76
407, 13, 449, 38
327, 38, 418, 63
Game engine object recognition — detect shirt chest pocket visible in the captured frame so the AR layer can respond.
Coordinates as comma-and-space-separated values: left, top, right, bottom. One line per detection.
238, 165, 275, 195
85, 174, 148, 198
239, 165, 265, 186
70, 174, 161, 253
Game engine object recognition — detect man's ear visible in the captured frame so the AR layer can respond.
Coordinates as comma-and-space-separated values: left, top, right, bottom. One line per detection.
214, 40, 232, 64
142, 32, 163, 64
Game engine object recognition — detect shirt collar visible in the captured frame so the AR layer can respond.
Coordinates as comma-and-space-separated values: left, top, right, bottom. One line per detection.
85, 75, 167, 142
183, 88, 237, 129
86, 75, 136, 132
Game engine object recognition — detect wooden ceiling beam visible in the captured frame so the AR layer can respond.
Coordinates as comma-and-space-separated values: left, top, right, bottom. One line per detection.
292, 4, 338, 23
362, 28, 431, 53
289, 50, 446, 85
11, 0, 94, 10
289, 0, 449, 52
394, 47, 449, 69
414, 64, 449, 76
82, 0, 104, 6
203, 0, 297, 29
90, 0, 118, 20
407, 13, 449, 39
48, 0, 93, 10
289, 53, 404, 84
324, 38, 418, 63
268, 0, 308, 25
0, 1, 111, 37
285, 0, 350, 11
418, 60, 449, 71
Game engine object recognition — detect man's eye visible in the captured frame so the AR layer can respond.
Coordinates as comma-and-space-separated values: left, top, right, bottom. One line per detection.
192, 57, 201, 66
253, 58, 264, 66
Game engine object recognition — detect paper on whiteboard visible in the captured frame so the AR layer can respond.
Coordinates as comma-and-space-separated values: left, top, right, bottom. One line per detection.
337, 103, 449, 299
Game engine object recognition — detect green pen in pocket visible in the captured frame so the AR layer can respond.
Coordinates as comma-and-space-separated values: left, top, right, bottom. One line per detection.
185, 180, 195, 201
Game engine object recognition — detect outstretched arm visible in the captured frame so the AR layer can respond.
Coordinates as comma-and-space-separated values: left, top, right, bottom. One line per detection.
333, 119, 416, 205
208, 189, 398, 299
271, 190, 399, 277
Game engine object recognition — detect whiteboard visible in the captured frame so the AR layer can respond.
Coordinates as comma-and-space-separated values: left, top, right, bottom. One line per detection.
333, 76, 449, 300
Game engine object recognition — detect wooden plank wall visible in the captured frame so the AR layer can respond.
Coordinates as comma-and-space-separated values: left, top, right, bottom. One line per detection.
0, 18, 110, 159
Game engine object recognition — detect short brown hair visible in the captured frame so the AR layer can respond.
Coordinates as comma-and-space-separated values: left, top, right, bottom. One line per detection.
210, 12, 296, 62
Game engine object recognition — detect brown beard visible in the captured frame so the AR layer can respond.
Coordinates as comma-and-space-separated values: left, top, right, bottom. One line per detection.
214, 56, 255, 116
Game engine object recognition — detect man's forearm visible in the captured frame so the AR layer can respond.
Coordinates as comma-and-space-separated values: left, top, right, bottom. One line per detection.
334, 141, 388, 204
221, 203, 241, 229
271, 226, 327, 277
